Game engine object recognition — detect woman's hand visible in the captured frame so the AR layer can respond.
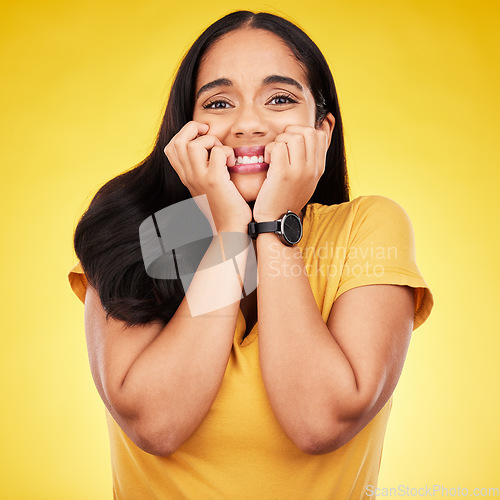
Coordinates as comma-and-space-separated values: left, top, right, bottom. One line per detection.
164, 121, 252, 233
252, 125, 329, 222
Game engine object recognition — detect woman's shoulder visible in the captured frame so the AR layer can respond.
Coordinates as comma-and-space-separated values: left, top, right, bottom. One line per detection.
310, 194, 406, 216
307, 194, 410, 230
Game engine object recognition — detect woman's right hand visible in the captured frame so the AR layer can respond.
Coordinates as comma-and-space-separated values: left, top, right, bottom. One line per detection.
164, 121, 252, 233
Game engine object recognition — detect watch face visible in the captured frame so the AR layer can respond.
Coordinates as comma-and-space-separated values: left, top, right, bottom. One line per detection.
282, 213, 303, 245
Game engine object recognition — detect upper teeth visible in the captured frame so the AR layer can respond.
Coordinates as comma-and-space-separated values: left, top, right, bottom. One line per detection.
236, 155, 264, 165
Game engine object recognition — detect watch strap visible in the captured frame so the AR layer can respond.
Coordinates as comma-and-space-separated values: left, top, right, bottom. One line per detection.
248, 220, 280, 239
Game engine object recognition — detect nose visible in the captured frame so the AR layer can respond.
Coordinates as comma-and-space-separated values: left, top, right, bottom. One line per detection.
230, 104, 269, 138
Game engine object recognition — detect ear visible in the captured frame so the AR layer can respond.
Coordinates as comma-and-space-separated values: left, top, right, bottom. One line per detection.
317, 112, 335, 148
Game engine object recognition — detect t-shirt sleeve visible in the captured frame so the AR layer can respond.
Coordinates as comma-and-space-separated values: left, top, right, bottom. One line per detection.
68, 261, 88, 305
334, 195, 433, 331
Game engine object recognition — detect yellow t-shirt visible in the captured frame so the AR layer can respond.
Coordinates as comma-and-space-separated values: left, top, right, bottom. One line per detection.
69, 195, 433, 499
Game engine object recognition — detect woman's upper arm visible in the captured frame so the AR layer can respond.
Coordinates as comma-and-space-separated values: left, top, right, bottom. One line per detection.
326, 284, 415, 424
84, 283, 165, 419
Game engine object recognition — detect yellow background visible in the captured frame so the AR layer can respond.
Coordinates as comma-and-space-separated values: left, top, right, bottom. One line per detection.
1, 0, 498, 498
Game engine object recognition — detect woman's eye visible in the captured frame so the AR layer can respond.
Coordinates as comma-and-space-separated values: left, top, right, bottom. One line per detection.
203, 99, 232, 109
268, 94, 298, 106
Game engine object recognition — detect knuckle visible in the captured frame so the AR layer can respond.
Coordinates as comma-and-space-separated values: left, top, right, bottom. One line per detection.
305, 130, 317, 141
172, 137, 183, 149
211, 145, 222, 156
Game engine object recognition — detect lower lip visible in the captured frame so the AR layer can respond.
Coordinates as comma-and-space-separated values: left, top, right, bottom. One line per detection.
228, 163, 269, 174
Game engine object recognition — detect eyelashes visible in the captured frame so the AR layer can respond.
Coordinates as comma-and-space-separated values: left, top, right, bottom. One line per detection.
202, 93, 299, 110
202, 98, 232, 110
267, 94, 298, 106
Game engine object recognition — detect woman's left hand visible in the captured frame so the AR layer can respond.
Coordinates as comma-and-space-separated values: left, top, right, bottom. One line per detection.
252, 125, 329, 223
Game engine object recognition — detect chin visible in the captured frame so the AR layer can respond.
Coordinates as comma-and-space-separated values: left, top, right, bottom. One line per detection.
230, 172, 267, 203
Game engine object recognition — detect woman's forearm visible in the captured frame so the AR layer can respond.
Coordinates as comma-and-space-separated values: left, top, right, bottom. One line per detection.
115, 230, 249, 455
256, 233, 362, 454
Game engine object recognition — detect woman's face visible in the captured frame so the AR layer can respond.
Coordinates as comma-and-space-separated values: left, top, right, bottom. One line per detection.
192, 28, 322, 203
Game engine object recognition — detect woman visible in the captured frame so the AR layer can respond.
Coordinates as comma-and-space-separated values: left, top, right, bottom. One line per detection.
69, 11, 433, 499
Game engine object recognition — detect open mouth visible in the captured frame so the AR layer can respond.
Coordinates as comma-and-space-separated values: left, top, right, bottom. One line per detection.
229, 146, 269, 173
235, 154, 265, 165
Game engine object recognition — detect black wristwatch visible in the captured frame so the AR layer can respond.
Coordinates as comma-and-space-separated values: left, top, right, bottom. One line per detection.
248, 211, 303, 246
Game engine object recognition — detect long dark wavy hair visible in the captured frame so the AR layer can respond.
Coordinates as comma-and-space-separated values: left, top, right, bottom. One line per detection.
73, 10, 350, 326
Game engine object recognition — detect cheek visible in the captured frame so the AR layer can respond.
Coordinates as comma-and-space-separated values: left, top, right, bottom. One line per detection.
207, 123, 228, 140
270, 108, 316, 131
194, 115, 229, 141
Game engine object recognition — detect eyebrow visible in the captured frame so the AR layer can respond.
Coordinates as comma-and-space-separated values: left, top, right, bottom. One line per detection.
196, 78, 233, 99
196, 74, 304, 99
262, 75, 303, 92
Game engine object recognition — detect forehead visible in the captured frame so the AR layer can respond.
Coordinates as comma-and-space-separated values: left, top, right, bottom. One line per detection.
196, 28, 307, 90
